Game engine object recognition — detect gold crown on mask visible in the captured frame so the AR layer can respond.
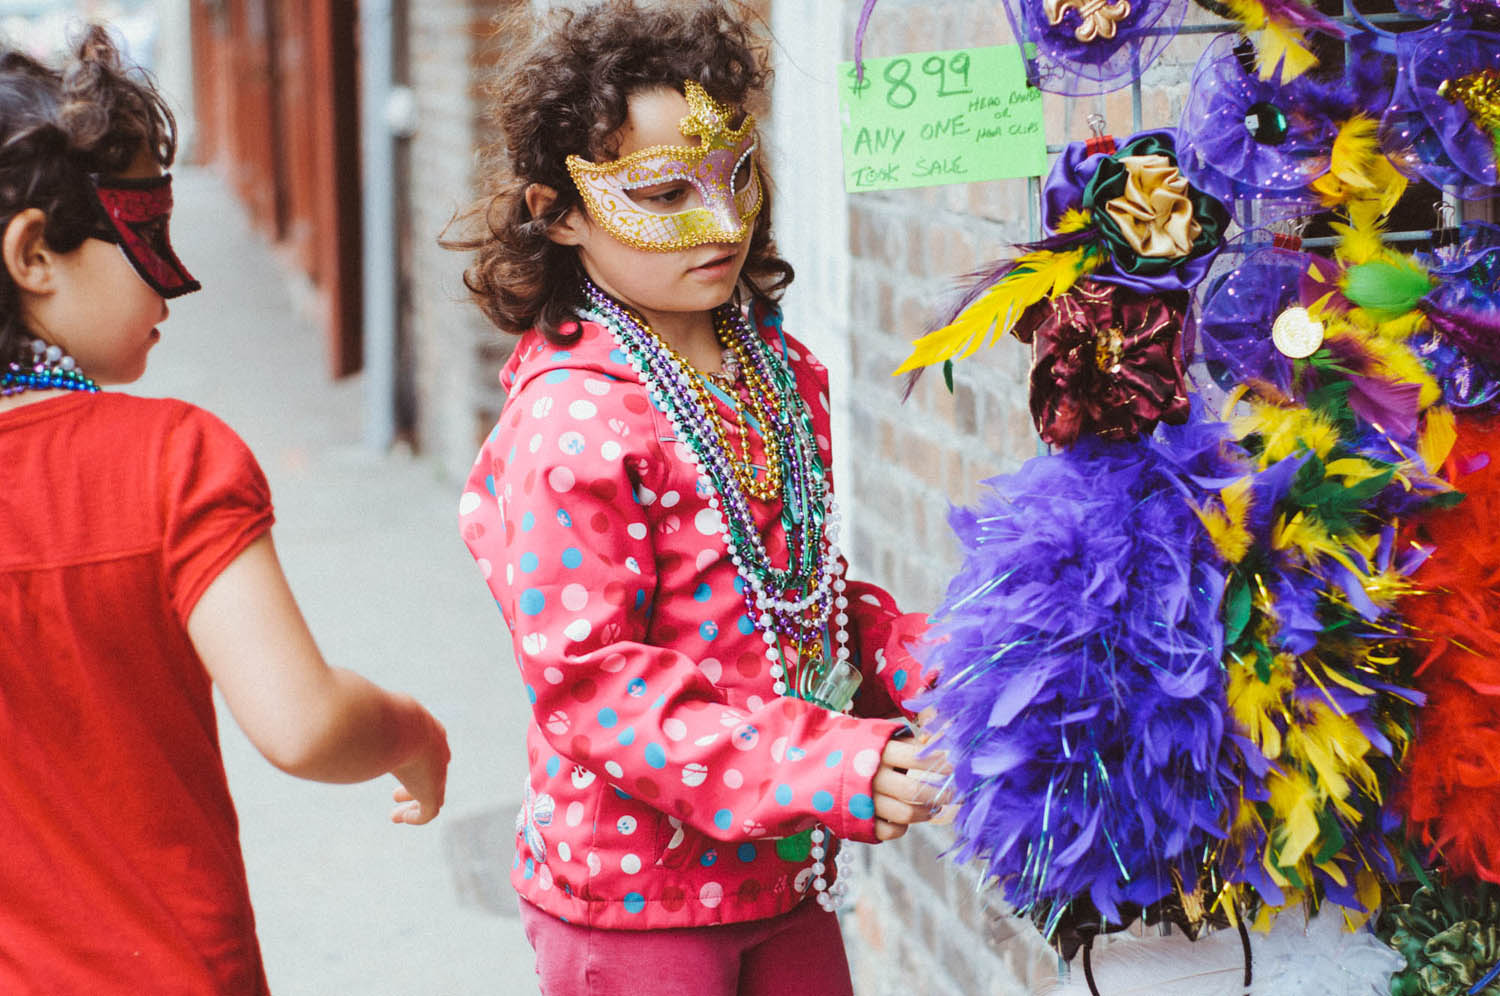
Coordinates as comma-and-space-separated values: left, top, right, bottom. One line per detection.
678, 80, 755, 150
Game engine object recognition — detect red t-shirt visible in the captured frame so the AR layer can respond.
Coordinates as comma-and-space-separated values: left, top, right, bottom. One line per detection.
0, 393, 274, 994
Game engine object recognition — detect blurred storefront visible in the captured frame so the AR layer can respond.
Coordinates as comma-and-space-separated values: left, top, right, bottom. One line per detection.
189, 0, 362, 377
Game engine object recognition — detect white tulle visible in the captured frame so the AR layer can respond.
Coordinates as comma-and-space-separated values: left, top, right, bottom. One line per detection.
1034, 908, 1403, 996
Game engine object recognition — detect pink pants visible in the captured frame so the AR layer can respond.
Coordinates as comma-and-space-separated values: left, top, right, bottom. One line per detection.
519, 897, 856, 996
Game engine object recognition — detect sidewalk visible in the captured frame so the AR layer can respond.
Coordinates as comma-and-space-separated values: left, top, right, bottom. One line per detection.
136, 168, 540, 996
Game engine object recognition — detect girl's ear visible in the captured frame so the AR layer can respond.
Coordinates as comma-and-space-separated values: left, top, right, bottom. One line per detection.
524, 183, 587, 247
2, 208, 55, 294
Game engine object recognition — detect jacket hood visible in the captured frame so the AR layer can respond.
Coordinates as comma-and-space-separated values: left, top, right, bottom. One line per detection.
500, 321, 643, 398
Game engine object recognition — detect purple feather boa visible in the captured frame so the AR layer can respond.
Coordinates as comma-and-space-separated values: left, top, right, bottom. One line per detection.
912, 413, 1244, 926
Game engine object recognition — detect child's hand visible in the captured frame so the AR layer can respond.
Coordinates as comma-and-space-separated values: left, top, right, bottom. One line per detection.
872, 737, 953, 842
390, 712, 450, 826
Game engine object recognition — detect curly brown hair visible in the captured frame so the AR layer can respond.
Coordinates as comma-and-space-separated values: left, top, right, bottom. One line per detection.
444, 0, 794, 345
0, 25, 177, 358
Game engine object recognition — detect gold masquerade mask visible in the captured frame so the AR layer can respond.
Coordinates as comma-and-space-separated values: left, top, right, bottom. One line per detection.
565, 81, 763, 252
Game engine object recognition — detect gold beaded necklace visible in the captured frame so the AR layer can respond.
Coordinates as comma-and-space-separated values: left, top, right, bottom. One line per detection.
625, 307, 785, 502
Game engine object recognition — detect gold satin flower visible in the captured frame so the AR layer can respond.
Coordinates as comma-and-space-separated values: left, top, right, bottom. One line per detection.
1101, 154, 1201, 259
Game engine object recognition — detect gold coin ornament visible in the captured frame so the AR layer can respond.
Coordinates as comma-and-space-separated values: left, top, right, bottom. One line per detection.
1271, 306, 1324, 359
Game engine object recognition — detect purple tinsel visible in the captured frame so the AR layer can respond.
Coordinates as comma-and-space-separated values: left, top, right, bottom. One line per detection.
913, 413, 1244, 925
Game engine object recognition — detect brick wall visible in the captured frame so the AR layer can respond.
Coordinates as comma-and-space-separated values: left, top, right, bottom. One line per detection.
403, 0, 517, 482
819, 2, 1215, 993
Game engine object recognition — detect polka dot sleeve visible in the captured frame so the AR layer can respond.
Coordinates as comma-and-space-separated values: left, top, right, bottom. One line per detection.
461, 364, 901, 847
843, 577, 933, 719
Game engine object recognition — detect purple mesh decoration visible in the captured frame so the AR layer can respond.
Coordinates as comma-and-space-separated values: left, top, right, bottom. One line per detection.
1412, 222, 1500, 409
1392, 0, 1500, 16
1177, 33, 1392, 222
999, 0, 1189, 95
1389, 0, 1450, 17
1178, 34, 1336, 221
1380, 23, 1500, 196
1196, 246, 1311, 398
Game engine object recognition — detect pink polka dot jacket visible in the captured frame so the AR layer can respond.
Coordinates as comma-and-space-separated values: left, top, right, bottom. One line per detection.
459, 308, 930, 930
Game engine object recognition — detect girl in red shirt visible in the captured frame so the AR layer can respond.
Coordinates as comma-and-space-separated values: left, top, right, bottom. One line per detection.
0, 27, 450, 994
448, 3, 950, 994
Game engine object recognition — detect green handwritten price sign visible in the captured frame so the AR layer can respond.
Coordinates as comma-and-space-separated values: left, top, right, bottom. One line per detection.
838, 45, 1046, 192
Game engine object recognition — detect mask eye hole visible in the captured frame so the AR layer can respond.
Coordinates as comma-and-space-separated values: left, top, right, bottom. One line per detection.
624, 178, 702, 214
136, 215, 172, 256
732, 143, 757, 196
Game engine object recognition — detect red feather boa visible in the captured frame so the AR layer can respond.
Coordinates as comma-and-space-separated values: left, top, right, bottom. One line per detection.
1399, 413, 1500, 881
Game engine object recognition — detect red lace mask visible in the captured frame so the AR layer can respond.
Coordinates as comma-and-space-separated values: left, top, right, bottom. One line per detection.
91, 173, 201, 298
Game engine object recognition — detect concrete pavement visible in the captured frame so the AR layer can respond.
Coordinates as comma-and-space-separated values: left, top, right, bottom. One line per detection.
135, 168, 541, 995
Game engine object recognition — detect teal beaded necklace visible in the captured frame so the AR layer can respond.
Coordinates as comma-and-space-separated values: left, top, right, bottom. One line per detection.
2, 338, 99, 397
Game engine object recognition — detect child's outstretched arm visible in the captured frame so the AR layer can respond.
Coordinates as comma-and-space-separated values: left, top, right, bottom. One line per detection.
186, 534, 450, 825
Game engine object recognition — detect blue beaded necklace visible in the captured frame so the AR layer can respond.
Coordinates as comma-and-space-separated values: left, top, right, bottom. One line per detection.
2, 338, 99, 397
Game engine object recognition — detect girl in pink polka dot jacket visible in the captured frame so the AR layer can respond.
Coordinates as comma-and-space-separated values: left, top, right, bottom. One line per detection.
449, 3, 950, 993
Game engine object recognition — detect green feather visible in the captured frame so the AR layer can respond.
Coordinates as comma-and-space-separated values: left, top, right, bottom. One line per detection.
1342, 258, 1433, 320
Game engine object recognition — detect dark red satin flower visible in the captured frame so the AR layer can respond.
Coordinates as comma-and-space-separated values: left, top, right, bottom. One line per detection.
1013, 279, 1191, 447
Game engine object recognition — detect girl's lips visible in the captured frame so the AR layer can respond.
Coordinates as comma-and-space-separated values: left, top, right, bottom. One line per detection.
690, 252, 737, 275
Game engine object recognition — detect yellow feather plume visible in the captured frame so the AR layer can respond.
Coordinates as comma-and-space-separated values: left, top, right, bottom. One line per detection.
1228, 653, 1295, 760
1258, 19, 1320, 82
1268, 769, 1323, 868
1329, 198, 1390, 267
1054, 208, 1093, 235
1273, 512, 1367, 581
1310, 656, 1377, 697
1375, 310, 1429, 343
1222, 0, 1320, 82
1323, 457, 1388, 487
1232, 402, 1340, 465
1419, 405, 1458, 472
891, 245, 1100, 375
1286, 701, 1379, 809
1197, 478, 1255, 564
1313, 116, 1408, 215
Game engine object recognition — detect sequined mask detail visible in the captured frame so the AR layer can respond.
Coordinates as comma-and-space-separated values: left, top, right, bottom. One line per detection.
91, 173, 201, 298
565, 81, 763, 253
